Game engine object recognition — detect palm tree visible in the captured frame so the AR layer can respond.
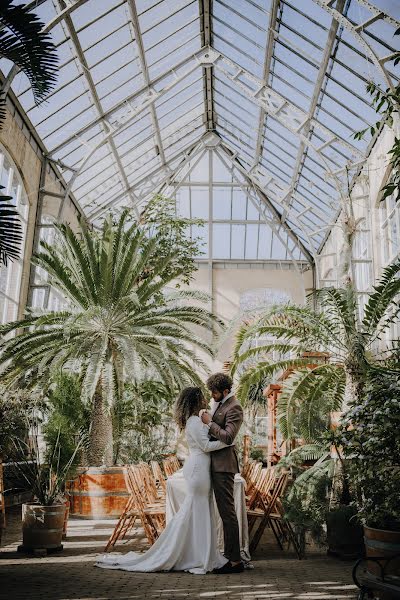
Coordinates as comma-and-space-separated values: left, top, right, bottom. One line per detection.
232, 258, 400, 442
0, 212, 221, 466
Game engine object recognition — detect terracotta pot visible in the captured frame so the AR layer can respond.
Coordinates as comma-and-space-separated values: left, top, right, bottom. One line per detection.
22, 503, 66, 550
364, 525, 400, 578
69, 466, 129, 519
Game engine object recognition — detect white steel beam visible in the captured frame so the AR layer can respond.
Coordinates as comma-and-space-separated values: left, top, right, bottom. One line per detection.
126, 0, 166, 165
312, 0, 399, 91
60, 53, 208, 211
216, 143, 314, 265
210, 48, 363, 160
253, 0, 280, 166
199, 0, 215, 131
55, 0, 140, 220
48, 50, 202, 156
88, 136, 207, 220
280, 0, 345, 224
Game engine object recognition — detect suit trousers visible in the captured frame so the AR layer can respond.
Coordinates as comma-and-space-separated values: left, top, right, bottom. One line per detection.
211, 471, 241, 562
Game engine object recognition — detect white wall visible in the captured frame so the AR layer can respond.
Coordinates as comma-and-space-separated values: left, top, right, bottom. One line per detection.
185, 262, 313, 368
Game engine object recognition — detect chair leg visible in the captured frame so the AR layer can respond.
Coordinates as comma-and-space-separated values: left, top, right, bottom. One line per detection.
249, 516, 268, 554
285, 520, 303, 559
268, 518, 284, 550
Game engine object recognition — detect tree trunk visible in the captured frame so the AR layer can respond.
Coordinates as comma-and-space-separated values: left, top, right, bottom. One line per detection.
343, 366, 364, 411
87, 384, 113, 466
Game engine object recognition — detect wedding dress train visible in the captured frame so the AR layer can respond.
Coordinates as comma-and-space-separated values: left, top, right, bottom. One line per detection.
95, 416, 228, 574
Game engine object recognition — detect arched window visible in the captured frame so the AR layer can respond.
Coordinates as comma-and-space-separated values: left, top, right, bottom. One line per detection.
0, 146, 29, 324
238, 288, 292, 369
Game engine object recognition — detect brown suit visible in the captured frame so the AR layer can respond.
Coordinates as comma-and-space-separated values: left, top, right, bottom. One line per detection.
209, 395, 243, 562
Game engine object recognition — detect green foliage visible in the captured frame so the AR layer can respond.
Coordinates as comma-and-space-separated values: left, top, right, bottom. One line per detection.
249, 447, 264, 461
139, 194, 205, 287
113, 380, 176, 464
0, 385, 42, 460
12, 422, 81, 506
339, 373, 400, 530
0, 0, 58, 128
0, 210, 222, 463
353, 62, 400, 203
232, 261, 400, 443
0, 185, 23, 266
42, 372, 90, 469
282, 468, 331, 549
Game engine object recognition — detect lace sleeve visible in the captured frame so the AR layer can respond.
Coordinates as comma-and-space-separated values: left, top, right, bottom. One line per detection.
188, 417, 228, 453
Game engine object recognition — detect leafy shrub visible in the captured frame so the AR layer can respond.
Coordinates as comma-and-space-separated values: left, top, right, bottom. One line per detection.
42, 372, 90, 468
0, 385, 42, 460
339, 372, 400, 530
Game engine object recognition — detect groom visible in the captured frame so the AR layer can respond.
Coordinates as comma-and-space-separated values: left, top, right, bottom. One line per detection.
201, 372, 244, 574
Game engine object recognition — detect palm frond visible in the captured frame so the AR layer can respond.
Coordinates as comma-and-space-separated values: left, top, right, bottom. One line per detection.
363, 257, 400, 341
0, 1, 58, 106
0, 186, 22, 265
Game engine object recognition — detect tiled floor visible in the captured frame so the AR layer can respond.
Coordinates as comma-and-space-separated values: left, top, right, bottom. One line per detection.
0, 507, 357, 600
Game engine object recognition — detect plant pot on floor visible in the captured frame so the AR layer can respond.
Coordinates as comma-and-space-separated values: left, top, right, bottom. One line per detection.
364, 526, 400, 578
19, 503, 66, 553
69, 466, 129, 519
326, 505, 364, 560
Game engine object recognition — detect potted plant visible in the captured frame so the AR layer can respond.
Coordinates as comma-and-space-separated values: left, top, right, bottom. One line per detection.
339, 373, 400, 576
0, 202, 221, 517
12, 425, 80, 553
278, 436, 363, 559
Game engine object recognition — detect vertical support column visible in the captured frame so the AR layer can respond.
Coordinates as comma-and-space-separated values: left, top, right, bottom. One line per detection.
27, 156, 47, 310
208, 150, 214, 340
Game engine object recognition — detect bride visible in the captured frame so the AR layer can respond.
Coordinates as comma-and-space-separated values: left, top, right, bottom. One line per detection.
95, 387, 229, 574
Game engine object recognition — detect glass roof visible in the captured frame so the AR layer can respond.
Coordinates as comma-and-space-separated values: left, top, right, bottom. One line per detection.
3, 0, 400, 262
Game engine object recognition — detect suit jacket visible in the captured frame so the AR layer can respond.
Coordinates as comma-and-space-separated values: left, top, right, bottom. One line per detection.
209, 395, 243, 473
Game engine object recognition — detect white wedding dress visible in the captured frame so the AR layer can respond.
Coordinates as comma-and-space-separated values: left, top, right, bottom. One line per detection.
95, 416, 228, 574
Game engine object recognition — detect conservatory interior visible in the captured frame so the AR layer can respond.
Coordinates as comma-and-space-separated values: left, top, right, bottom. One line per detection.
0, 0, 399, 599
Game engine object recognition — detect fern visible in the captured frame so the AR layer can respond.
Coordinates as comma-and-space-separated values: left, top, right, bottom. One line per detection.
233, 259, 400, 443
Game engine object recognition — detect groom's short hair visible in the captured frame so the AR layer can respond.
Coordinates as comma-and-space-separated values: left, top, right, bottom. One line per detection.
207, 372, 233, 393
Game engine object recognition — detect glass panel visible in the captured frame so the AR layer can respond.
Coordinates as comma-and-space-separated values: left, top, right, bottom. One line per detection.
189, 152, 209, 181
213, 187, 231, 219
190, 187, 209, 219
213, 223, 231, 259
213, 153, 232, 183
232, 188, 247, 220
231, 224, 246, 259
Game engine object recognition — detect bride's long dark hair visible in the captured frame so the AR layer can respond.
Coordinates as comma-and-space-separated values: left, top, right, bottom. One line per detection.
174, 387, 205, 430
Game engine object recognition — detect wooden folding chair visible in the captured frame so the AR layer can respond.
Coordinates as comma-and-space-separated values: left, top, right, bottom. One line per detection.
162, 456, 180, 478
137, 463, 165, 505
130, 465, 165, 544
244, 461, 263, 497
241, 457, 254, 481
247, 471, 288, 553
268, 478, 303, 559
247, 468, 275, 534
150, 461, 166, 495
104, 466, 140, 551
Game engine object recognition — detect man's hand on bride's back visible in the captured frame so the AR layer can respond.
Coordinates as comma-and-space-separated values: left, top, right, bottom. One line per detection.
201, 411, 211, 425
